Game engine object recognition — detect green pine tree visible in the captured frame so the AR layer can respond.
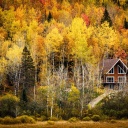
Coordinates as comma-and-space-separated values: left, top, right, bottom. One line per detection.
20, 46, 35, 102
21, 88, 28, 102
101, 8, 112, 27
124, 18, 128, 29
117, 0, 120, 6
47, 12, 52, 22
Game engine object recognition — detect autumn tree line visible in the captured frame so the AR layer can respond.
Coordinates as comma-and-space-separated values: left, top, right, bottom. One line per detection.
0, 0, 128, 119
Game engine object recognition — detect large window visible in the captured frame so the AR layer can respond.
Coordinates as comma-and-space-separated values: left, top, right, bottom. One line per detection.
118, 76, 126, 83
106, 76, 114, 83
118, 65, 125, 74
108, 68, 114, 74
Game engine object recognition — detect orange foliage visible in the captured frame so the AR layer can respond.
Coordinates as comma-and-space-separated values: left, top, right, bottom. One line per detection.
114, 48, 127, 63
81, 13, 90, 26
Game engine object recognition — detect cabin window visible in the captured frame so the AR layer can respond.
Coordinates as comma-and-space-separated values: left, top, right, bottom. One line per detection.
109, 68, 114, 74
109, 84, 114, 89
106, 76, 114, 83
118, 76, 126, 83
118, 65, 125, 74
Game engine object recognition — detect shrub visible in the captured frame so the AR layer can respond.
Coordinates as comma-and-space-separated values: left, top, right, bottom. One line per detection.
36, 117, 42, 121
0, 94, 19, 117
102, 92, 128, 119
14, 117, 22, 124
35, 115, 47, 121
49, 116, 58, 121
68, 117, 79, 123
110, 119, 117, 123
2, 116, 15, 124
83, 116, 91, 121
41, 115, 47, 121
101, 115, 109, 121
16, 115, 35, 123
0, 118, 3, 124
0, 116, 36, 124
91, 115, 100, 122
0, 116, 21, 124
47, 120, 55, 125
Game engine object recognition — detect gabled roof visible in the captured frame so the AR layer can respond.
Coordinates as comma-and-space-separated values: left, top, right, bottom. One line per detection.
100, 58, 128, 74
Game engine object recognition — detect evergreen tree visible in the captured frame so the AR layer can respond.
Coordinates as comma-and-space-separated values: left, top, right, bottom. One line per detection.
47, 12, 52, 22
117, 0, 120, 6
124, 18, 128, 29
20, 46, 35, 102
21, 88, 28, 102
113, 0, 117, 4
101, 8, 112, 27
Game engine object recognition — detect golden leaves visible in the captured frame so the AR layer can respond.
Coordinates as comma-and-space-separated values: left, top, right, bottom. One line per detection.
46, 27, 63, 52
6, 44, 23, 66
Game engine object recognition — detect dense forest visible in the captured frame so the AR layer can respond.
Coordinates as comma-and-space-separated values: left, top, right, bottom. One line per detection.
0, 0, 128, 120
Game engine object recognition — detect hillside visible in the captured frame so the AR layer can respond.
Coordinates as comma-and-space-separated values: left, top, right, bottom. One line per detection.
0, 0, 128, 119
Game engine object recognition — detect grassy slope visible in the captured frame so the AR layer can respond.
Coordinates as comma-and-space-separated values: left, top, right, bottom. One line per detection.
0, 121, 128, 128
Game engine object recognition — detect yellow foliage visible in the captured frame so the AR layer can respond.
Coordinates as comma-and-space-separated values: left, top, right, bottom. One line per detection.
46, 27, 63, 52
0, 93, 19, 103
15, 6, 25, 21
6, 44, 23, 66
85, 4, 104, 26
93, 22, 119, 57
68, 84, 80, 102
0, 57, 7, 74
1, 41, 11, 57
68, 17, 94, 63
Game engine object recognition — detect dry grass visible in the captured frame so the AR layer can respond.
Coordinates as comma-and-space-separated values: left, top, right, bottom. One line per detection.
0, 120, 128, 128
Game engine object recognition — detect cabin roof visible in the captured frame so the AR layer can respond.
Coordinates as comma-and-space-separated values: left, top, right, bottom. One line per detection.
100, 58, 128, 74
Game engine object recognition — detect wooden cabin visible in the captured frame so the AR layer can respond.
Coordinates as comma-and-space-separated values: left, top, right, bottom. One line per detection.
100, 59, 128, 90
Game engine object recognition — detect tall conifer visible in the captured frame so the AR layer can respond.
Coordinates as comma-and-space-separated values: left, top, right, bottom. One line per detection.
20, 46, 35, 102
101, 8, 112, 27
47, 12, 52, 22
124, 18, 128, 29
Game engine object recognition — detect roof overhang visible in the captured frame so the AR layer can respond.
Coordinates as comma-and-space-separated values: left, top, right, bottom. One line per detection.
106, 59, 128, 74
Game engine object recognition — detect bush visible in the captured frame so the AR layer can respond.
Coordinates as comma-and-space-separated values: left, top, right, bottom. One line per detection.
68, 117, 79, 123
0, 115, 36, 124
101, 115, 109, 121
2, 116, 15, 124
49, 116, 58, 121
110, 119, 117, 123
14, 117, 22, 124
0, 118, 3, 124
91, 115, 100, 122
35, 115, 47, 121
36, 117, 42, 121
83, 116, 91, 121
16, 115, 35, 123
102, 92, 128, 119
0, 94, 19, 117
47, 120, 55, 125
41, 115, 47, 121
0, 116, 21, 124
